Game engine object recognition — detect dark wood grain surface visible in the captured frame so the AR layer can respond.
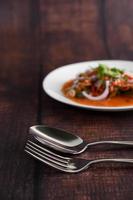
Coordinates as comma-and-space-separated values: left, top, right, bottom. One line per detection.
0, 0, 133, 199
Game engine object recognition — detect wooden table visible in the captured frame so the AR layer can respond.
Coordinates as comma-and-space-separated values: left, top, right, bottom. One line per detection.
0, 0, 133, 199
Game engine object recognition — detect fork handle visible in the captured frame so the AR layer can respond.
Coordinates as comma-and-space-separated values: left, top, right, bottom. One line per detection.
89, 158, 133, 166
87, 141, 133, 148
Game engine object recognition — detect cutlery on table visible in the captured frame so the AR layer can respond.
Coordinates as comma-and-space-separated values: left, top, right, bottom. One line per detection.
25, 140, 133, 173
29, 125, 133, 154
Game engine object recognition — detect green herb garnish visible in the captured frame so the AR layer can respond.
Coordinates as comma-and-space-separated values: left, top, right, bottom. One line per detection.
97, 64, 123, 78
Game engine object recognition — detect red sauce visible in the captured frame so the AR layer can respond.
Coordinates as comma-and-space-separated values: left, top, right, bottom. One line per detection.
62, 80, 133, 107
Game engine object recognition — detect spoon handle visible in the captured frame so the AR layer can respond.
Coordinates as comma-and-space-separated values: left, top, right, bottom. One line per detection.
87, 140, 133, 147
89, 158, 133, 167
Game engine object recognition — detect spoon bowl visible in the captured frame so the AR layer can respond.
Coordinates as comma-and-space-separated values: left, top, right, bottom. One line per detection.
30, 125, 87, 154
29, 125, 133, 154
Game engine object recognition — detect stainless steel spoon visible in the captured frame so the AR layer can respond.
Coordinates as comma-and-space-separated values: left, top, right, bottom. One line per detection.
29, 125, 133, 154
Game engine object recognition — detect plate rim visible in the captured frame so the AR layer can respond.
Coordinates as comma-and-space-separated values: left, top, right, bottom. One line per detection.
43, 59, 133, 111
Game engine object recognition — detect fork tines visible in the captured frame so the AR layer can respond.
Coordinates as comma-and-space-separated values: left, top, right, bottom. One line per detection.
25, 140, 73, 172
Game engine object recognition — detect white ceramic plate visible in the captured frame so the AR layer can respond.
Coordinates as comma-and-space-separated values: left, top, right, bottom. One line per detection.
43, 60, 133, 111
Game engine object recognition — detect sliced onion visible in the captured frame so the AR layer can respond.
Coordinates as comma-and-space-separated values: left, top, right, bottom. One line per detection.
90, 75, 97, 81
82, 81, 110, 101
127, 79, 133, 83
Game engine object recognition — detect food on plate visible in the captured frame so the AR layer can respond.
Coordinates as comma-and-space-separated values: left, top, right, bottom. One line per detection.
62, 64, 133, 107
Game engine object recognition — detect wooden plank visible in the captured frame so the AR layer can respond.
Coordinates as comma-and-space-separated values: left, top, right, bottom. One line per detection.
40, 0, 108, 71
39, 0, 133, 200
105, 0, 133, 59
0, 1, 40, 199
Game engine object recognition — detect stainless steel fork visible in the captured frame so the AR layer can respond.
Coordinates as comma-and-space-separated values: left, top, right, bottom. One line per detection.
25, 140, 133, 173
